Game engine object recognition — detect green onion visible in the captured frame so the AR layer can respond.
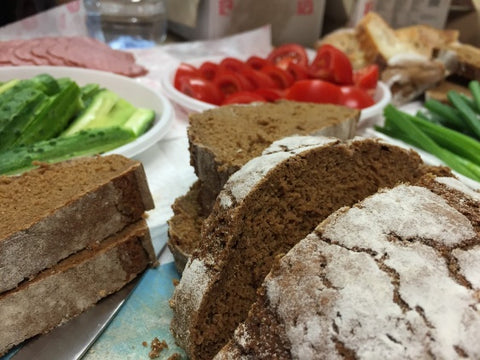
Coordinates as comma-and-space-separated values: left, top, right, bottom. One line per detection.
468, 80, 480, 112
423, 99, 466, 131
447, 90, 480, 139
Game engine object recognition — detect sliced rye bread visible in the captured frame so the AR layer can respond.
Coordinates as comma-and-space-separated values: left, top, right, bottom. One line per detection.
215, 174, 480, 359
0, 154, 154, 293
168, 101, 360, 273
0, 219, 156, 356
170, 135, 451, 360
424, 80, 471, 104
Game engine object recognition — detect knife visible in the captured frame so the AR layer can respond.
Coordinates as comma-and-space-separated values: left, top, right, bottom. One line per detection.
11, 224, 169, 360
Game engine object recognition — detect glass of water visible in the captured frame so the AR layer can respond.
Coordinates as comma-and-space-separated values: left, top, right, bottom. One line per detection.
84, 0, 168, 49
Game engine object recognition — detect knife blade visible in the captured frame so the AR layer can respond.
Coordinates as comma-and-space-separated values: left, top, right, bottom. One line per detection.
11, 223, 169, 360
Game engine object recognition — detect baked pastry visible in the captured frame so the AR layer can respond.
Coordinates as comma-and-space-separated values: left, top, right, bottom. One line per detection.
168, 101, 360, 273
0, 154, 154, 293
170, 135, 450, 360
216, 175, 480, 359
434, 42, 480, 81
0, 219, 156, 356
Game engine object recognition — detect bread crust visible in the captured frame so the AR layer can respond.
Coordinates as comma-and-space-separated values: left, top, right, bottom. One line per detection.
0, 219, 155, 356
0, 155, 154, 293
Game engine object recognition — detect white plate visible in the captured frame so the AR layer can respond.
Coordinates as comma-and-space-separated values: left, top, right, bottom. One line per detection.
0, 66, 173, 158
161, 56, 391, 122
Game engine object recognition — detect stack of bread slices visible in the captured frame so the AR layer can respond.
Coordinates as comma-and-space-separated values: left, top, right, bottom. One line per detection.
168, 101, 480, 359
0, 154, 157, 356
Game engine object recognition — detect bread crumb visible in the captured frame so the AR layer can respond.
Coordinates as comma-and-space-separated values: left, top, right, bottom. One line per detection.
167, 353, 182, 360
172, 278, 179, 286
149, 337, 168, 359
142, 341, 148, 347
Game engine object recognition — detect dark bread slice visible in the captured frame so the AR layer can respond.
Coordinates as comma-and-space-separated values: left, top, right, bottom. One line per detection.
0, 154, 154, 293
188, 101, 359, 215
0, 219, 156, 356
167, 180, 206, 273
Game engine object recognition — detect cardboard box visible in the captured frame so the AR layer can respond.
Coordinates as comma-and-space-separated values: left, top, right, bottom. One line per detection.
167, 0, 326, 47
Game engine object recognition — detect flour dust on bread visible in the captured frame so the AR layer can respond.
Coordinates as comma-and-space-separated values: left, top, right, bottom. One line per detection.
168, 101, 360, 273
170, 135, 451, 360
216, 175, 480, 359
0, 154, 154, 293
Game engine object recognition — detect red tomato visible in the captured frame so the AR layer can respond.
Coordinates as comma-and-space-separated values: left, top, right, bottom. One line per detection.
174, 63, 200, 90
286, 62, 309, 81
254, 88, 285, 102
309, 44, 353, 85
199, 61, 219, 81
246, 56, 271, 70
214, 70, 252, 96
241, 67, 276, 89
178, 77, 224, 105
338, 86, 375, 109
219, 57, 248, 73
267, 43, 309, 70
260, 65, 295, 89
354, 64, 379, 90
221, 91, 266, 105
285, 79, 342, 104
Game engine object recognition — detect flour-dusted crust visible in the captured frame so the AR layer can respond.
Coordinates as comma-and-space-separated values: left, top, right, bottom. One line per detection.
217, 179, 480, 359
0, 155, 154, 293
0, 219, 155, 356
170, 135, 449, 360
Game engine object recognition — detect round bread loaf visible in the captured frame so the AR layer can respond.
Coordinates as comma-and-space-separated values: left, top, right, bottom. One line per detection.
216, 175, 480, 359
170, 135, 450, 360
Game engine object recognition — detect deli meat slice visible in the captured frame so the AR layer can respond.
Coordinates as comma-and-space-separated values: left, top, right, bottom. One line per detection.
0, 36, 147, 77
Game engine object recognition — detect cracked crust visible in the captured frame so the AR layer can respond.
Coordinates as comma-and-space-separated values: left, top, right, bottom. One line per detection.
216, 177, 480, 359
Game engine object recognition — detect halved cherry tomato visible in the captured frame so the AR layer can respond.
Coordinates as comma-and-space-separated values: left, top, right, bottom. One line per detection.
254, 88, 285, 102
241, 67, 276, 89
219, 57, 248, 73
285, 79, 341, 104
286, 62, 309, 81
338, 86, 375, 109
260, 65, 295, 89
354, 64, 379, 90
214, 70, 252, 96
178, 77, 224, 105
221, 91, 266, 105
267, 43, 309, 70
199, 61, 219, 81
309, 44, 353, 85
246, 56, 271, 70
174, 63, 200, 90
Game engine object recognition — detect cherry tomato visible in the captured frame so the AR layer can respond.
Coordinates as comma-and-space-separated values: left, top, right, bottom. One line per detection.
199, 61, 219, 81
214, 70, 252, 96
219, 57, 248, 73
338, 86, 375, 109
178, 77, 224, 105
174, 63, 200, 90
267, 43, 309, 70
261, 65, 295, 89
285, 79, 342, 104
246, 56, 271, 70
309, 44, 353, 85
354, 64, 379, 90
241, 67, 276, 89
254, 88, 285, 102
286, 62, 309, 81
221, 91, 266, 105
